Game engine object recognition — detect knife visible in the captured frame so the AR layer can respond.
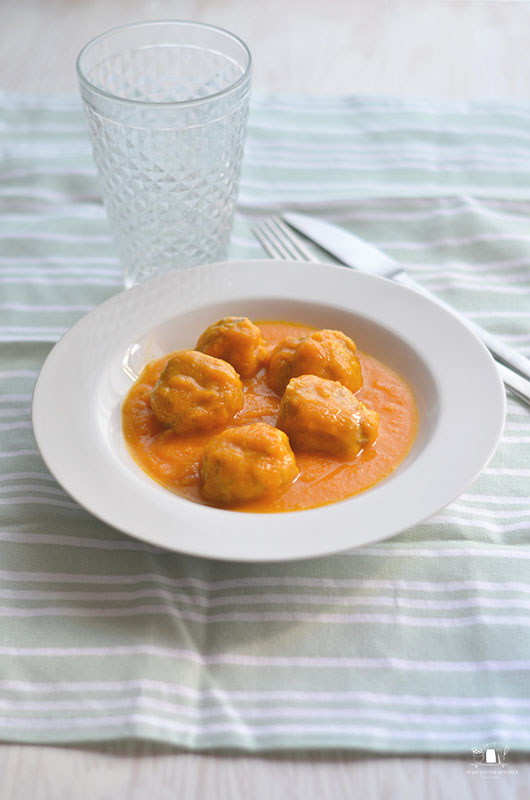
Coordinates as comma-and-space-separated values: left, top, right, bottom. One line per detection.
282, 211, 530, 402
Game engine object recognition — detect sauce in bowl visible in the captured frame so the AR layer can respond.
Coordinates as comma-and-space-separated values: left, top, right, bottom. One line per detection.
122, 320, 418, 512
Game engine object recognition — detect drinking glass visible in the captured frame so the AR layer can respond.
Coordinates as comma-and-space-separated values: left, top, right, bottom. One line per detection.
77, 20, 252, 287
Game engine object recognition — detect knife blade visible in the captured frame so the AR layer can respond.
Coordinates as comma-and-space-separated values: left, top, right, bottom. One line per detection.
282, 211, 530, 387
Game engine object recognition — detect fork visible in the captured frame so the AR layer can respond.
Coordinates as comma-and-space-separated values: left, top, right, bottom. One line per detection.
252, 216, 320, 262
251, 216, 530, 407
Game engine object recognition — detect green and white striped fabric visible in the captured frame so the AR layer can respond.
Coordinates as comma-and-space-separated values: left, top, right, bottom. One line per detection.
1, 90, 530, 753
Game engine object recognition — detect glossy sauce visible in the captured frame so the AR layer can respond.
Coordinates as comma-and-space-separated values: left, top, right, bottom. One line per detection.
122, 321, 418, 512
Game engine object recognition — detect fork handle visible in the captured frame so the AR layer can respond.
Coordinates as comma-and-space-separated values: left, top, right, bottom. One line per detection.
495, 363, 530, 406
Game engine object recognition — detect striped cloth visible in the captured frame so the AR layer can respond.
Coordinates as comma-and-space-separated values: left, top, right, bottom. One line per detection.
1, 90, 530, 753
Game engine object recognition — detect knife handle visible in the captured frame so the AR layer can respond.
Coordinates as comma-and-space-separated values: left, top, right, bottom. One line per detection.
395, 271, 530, 386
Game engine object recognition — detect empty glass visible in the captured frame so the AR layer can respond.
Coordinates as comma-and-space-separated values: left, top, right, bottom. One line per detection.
77, 20, 252, 287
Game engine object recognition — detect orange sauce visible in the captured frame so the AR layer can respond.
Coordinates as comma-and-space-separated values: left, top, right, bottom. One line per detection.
122, 321, 418, 512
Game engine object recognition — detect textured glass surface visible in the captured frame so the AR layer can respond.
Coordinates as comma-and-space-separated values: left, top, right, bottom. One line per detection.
78, 22, 251, 286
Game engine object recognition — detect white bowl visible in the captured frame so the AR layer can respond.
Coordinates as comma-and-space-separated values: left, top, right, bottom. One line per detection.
32, 259, 505, 562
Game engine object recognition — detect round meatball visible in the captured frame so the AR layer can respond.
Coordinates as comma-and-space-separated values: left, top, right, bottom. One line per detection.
196, 316, 266, 378
267, 329, 363, 395
200, 422, 299, 505
277, 374, 378, 458
150, 350, 243, 433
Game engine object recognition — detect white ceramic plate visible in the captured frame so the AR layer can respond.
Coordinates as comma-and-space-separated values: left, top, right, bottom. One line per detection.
32, 259, 505, 562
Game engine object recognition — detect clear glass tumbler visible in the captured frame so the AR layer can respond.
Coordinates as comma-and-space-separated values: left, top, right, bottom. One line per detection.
76, 20, 252, 287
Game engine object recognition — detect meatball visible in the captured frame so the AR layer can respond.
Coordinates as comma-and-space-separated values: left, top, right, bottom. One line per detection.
196, 316, 266, 378
266, 336, 305, 397
267, 329, 363, 395
200, 422, 299, 505
150, 350, 243, 433
277, 374, 378, 458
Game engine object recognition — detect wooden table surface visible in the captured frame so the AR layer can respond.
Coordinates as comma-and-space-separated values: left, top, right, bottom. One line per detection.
1, 1, 529, 797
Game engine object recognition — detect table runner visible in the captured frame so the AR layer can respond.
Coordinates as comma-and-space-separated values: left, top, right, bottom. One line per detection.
0, 91, 529, 753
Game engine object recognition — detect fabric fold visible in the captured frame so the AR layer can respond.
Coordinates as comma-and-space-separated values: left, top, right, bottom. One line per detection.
0, 91, 529, 753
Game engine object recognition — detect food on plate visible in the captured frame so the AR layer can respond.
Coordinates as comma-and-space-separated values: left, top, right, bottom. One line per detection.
277, 374, 379, 458
200, 422, 299, 505
150, 349, 243, 433
196, 316, 267, 378
122, 318, 418, 512
267, 328, 363, 395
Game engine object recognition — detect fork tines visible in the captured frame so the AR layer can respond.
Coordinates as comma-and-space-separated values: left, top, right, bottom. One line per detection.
252, 216, 318, 261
